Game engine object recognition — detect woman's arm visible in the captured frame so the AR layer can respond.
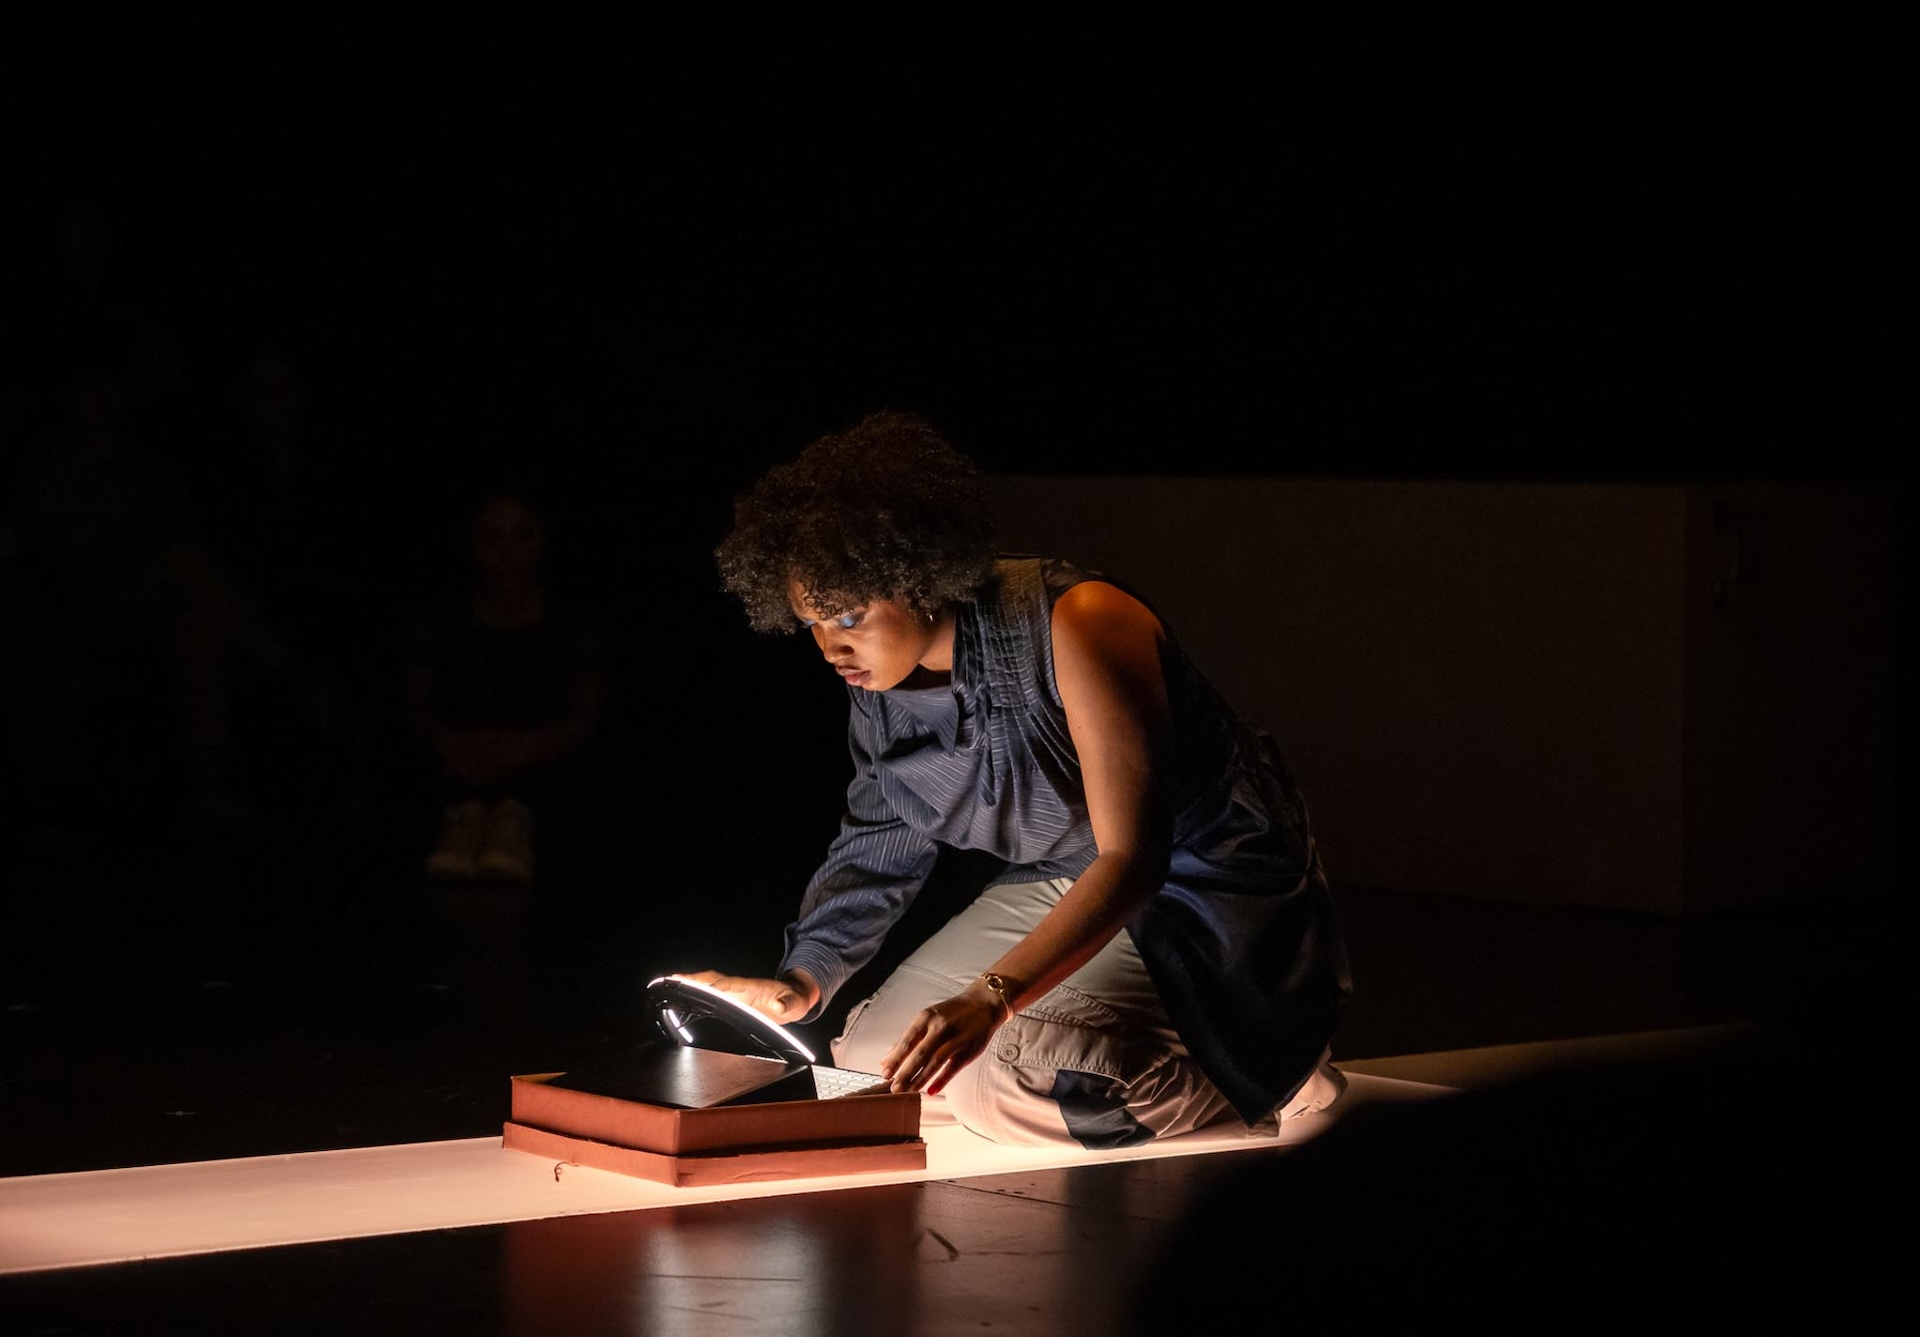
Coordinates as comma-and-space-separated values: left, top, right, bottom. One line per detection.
880, 579, 1175, 1093
687, 692, 940, 1028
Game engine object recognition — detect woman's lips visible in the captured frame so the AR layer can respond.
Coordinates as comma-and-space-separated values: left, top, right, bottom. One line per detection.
836, 666, 871, 687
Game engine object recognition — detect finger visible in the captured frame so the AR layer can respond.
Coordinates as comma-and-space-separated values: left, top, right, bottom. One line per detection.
891, 1036, 948, 1093
764, 985, 798, 1017
679, 969, 744, 999
923, 1032, 988, 1095
881, 1032, 932, 1087
925, 1058, 956, 1097
878, 1031, 914, 1080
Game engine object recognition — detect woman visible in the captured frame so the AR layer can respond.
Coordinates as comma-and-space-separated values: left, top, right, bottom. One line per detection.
687, 410, 1350, 1148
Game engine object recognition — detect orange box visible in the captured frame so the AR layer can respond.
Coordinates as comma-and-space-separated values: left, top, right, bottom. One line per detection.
503, 1066, 925, 1186
501, 1118, 927, 1187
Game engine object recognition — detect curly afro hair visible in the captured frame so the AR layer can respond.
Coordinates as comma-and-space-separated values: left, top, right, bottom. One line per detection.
716, 410, 999, 633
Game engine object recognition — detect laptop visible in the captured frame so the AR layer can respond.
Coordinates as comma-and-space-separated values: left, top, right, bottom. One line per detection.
543, 975, 893, 1109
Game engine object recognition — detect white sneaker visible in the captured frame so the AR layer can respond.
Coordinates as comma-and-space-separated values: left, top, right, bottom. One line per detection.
475, 798, 534, 881
425, 799, 487, 879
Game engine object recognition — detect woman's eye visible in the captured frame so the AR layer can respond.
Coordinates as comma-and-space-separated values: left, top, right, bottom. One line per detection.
837, 613, 861, 630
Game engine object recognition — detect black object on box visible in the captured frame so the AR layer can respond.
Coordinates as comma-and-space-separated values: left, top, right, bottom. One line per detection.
503, 975, 923, 1183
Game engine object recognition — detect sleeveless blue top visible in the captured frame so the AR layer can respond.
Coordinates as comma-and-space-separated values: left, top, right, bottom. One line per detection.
779, 556, 1351, 1121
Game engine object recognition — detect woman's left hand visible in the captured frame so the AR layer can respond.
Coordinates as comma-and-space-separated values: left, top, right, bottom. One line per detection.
879, 978, 1011, 1094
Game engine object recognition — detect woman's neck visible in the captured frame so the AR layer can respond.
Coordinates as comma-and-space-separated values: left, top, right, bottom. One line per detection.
897, 604, 958, 688
918, 604, 957, 674
473, 580, 544, 627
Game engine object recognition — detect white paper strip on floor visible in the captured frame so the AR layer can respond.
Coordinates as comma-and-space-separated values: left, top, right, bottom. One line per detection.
0, 1071, 1448, 1275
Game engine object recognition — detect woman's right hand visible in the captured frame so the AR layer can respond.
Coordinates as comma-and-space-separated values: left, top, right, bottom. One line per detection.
676, 970, 819, 1023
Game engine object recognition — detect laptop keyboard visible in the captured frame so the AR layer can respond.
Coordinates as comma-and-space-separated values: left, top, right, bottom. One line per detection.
811, 1065, 894, 1099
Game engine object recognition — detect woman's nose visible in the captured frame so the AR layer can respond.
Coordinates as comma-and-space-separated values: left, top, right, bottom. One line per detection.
811, 623, 847, 658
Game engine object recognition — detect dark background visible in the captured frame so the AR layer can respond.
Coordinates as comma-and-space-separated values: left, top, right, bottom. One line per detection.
8, 7, 1901, 481
0, 7, 1904, 1173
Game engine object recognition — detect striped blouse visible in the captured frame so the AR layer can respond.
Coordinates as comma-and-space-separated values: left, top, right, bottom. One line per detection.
778, 556, 1351, 1122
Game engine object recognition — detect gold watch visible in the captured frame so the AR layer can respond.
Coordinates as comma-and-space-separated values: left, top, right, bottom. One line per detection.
978, 972, 1015, 1017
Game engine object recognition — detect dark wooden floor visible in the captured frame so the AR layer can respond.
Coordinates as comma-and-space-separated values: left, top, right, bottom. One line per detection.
1, 795, 1898, 1335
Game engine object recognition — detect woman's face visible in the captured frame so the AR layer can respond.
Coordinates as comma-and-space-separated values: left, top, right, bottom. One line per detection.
469, 496, 545, 581
788, 584, 950, 691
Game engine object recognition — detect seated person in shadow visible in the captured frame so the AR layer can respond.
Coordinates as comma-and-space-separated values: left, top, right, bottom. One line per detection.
404, 482, 608, 883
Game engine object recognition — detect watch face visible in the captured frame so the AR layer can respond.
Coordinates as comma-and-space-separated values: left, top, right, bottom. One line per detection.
980, 973, 1013, 1013
646, 975, 818, 1064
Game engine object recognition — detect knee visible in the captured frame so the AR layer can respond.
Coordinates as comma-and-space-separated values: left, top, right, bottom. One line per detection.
942, 1015, 1142, 1148
947, 1014, 1244, 1148
941, 1048, 1072, 1146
